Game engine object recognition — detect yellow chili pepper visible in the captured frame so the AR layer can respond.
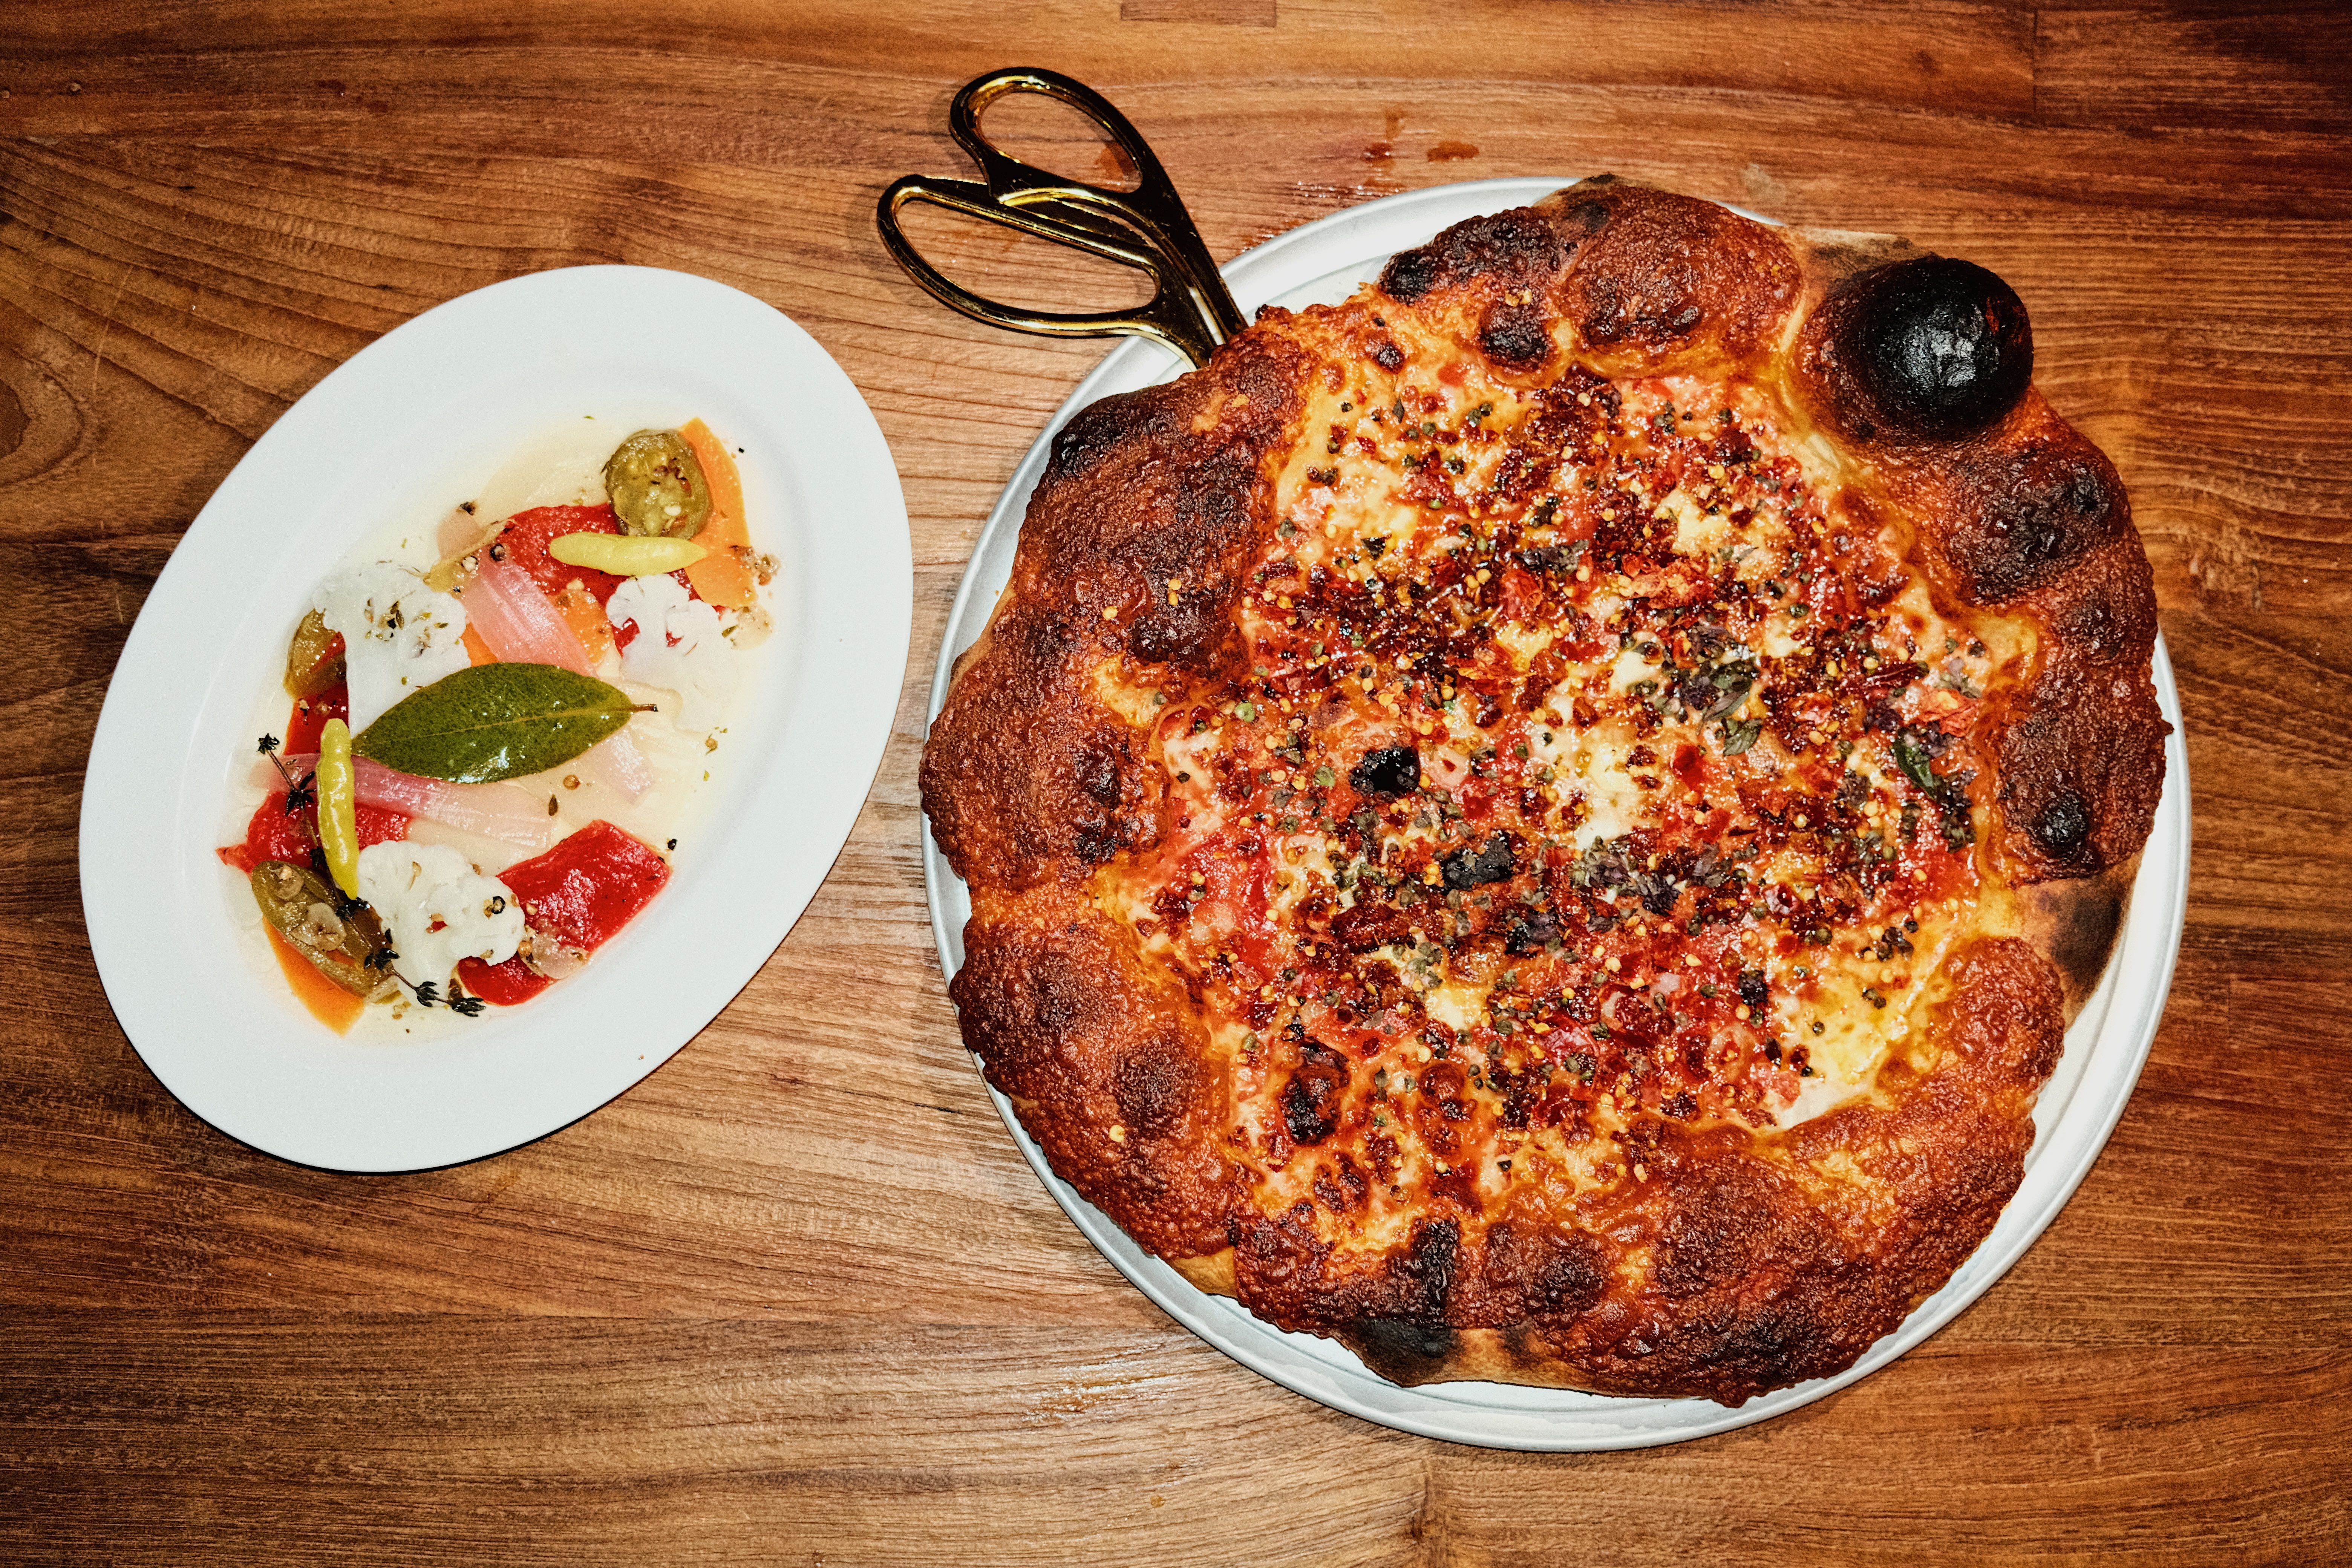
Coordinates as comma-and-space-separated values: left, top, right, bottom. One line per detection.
548, 532, 708, 577
317, 718, 361, 897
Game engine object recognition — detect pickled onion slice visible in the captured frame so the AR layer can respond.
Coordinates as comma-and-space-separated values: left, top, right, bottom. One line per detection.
573, 732, 654, 799
461, 553, 651, 799
466, 554, 592, 674
270, 755, 554, 850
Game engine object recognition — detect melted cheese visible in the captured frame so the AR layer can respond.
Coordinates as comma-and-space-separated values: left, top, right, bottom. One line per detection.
1092, 305, 2029, 1268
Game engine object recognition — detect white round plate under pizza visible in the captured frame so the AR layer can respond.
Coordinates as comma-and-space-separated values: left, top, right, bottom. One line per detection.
922, 178, 2187, 1449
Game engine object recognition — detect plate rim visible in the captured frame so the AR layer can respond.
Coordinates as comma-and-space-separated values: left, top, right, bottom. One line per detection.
918, 178, 2190, 1449
80, 262, 912, 1172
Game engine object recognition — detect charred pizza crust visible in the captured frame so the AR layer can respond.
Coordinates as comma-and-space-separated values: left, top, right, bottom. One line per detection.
923, 177, 2166, 1405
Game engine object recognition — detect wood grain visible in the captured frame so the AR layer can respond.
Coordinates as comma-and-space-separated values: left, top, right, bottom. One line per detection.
3, 3, 2349, 1562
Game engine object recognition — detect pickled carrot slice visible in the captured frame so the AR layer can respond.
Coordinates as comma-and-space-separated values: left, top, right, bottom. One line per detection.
678, 419, 757, 609
265, 927, 364, 1033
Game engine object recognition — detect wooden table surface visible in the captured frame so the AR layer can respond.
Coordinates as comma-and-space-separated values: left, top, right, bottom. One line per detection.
5, 3, 2348, 1562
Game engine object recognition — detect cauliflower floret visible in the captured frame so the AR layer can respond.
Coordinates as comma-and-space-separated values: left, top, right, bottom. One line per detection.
356, 841, 522, 990
606, 574, 737, 732
314, 562, 471, 732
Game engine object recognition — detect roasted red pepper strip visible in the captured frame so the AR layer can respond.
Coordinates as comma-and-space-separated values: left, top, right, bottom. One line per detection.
217, 790, 407, 875
284, 680, 348, 757
455, 821, 671, 1006
499, 505, 629, 606
456, 954, 551, 1007
503, 820, 671, 948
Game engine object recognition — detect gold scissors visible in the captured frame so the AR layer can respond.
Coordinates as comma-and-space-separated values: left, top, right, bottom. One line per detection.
876, 67, 1245, 369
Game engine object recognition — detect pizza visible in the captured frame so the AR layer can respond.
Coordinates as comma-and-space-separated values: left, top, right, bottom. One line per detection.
920, 176, 2167, 1405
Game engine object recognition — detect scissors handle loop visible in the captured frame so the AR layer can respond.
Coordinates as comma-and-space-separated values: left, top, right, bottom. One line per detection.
876, 68, 1244, 368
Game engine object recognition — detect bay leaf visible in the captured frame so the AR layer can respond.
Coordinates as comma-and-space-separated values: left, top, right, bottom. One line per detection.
353, 663, 641, 783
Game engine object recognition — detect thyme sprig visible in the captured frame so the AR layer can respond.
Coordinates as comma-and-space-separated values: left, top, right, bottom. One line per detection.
385, 969, 486, 1018
257, 733, 318, 816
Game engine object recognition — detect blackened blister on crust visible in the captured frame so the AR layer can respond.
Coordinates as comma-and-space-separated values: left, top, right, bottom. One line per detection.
1935, 415, 2128, 606
1478, 298, 1554, 371
1993, 664, 2168, 879
1378, 204, 1577, 306
1799, 255, 2034, 444
920, 611, 1163, 889
950, 898, 1237, 1259
2034, 792, 2092, 857
1863, 258, 2033, 437
1379, 245, 1442, 304
1334, 1222, 1467, 1382
1344, 1317, 1463, 1383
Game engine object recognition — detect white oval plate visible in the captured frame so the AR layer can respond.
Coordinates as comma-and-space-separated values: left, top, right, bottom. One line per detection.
83, 265, 911, 1172
923, 180, 2190, 1449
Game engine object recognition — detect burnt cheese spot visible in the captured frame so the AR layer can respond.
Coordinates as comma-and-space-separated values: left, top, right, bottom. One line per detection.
1312, 1156, 1370, 1216
1736, 968, 1769, 1014
1069, 742, 1132, 865
1350, 745, 1421, 798
1503, 910, 1559, 956
1282, 1038, 1351, 1145
1440, 832, 1516, 890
